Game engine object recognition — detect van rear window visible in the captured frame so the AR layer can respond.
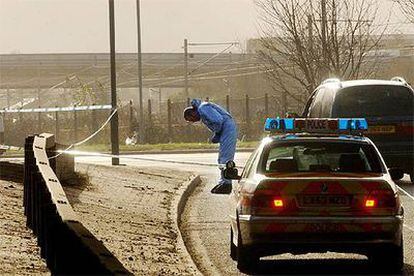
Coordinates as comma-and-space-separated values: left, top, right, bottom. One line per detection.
332, 85, 413, 117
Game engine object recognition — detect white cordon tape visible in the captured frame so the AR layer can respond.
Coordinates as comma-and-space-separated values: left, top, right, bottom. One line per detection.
58, 149, 228, 168
57, 149, 245, 169
48, 108, 118, 160
0, 144, 23, 151
0, 104, 112, 114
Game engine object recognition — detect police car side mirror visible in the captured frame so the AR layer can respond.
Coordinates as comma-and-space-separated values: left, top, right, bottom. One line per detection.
389, 167, 404, 181
224, 161, 241, 180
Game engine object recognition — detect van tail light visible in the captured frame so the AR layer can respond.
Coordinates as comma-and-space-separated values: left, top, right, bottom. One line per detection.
364, 190, 397, 209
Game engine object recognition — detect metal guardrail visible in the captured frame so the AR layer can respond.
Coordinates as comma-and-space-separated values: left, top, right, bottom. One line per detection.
24, 133, 130, 275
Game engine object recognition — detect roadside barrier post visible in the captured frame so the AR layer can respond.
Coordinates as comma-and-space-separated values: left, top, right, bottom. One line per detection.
167, 99, 172, 142
265, 93, 269, 117
148, 99, 152, 126
245, 94, 250, 139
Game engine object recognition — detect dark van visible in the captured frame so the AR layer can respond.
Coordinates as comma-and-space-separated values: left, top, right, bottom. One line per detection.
301, 78, 414, 182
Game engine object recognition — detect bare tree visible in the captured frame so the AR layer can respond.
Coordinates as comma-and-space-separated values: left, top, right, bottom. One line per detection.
394, 0, 414, 22
255, 0, 388, 103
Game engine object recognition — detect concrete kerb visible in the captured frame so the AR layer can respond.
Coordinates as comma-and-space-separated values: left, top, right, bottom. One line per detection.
172, 174, 203, 276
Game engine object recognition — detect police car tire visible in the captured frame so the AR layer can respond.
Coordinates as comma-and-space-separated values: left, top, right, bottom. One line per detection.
230, 228, 237, 261
368, 243, 403, 273
236, 233, 259, 272
237, 245, 258, 272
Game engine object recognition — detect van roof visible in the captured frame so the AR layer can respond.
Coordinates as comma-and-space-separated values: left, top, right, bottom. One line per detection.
320, 79, 412, 90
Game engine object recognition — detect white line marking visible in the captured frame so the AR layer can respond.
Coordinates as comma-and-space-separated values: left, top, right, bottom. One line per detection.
397, 185, 414, 201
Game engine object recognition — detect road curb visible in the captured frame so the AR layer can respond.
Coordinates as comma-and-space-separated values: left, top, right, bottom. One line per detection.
172, 174, 203, 276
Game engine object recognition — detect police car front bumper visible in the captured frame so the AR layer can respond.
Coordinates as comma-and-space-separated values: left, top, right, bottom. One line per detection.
237, 215, 403, 254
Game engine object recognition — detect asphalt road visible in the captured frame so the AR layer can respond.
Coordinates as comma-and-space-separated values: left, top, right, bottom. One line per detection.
76, 152, 414, 275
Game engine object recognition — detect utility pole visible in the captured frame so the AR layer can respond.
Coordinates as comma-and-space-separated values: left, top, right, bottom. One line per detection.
136, 0, 144, 143
184, 38, 189, 98
109, 0, 119, 165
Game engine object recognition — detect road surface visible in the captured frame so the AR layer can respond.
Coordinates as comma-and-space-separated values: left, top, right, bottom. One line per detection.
76, 151, 414, 275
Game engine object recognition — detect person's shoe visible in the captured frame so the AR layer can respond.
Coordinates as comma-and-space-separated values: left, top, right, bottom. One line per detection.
211, 183, 232, 194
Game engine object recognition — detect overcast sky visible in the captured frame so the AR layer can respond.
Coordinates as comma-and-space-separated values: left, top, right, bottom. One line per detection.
0, 0, 411, 54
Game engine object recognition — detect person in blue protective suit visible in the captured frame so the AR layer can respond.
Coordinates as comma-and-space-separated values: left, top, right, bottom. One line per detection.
184, 99, 237, 194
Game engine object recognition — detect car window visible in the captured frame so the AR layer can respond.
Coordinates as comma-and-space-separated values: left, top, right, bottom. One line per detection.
261, 141, 383, 173
332, 85, 414, 118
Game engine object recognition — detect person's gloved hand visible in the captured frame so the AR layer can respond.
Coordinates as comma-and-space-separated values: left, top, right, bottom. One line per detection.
211, 132, 221, 144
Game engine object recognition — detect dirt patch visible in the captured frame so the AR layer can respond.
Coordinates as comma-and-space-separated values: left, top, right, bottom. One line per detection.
63, 163, 199, 275
0, 179, 49, 275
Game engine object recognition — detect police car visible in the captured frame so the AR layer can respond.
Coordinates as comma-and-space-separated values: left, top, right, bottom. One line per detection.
224, 118, 404, 273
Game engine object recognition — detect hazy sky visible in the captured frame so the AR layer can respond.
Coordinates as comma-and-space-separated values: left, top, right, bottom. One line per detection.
0, 0, 411, 54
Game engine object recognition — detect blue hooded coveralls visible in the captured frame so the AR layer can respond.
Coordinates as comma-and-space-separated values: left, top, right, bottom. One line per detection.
191, 99, 237, 185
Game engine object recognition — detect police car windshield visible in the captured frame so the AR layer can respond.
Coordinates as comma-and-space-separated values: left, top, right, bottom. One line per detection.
332, 85, 413, 118
262, 141, 383, 173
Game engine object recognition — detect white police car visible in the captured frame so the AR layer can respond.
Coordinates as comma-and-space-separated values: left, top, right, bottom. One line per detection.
224, 118, 404, 273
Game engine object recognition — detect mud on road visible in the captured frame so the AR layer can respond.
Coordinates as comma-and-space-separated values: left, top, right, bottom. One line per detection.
63, 163, 199, 275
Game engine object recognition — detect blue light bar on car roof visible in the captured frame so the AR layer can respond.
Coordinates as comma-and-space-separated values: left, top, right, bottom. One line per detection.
264, 118, 368, 133
338, 118, 368, 131
264, 118, 294, 131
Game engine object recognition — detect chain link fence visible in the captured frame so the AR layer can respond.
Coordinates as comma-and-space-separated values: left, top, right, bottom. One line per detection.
2, 93, 303, 147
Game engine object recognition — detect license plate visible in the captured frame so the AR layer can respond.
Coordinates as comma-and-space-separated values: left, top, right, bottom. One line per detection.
300, 195, 350, 206
308, 223, 341, 233
367, 125, 395, 134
